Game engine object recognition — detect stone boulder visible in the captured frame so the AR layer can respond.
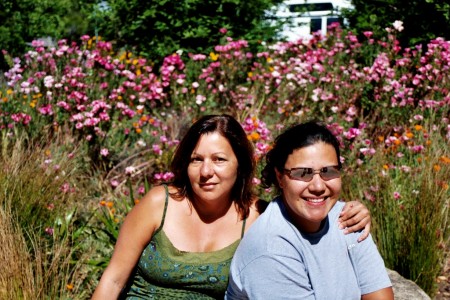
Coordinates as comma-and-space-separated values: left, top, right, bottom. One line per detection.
387, 269, 431, 300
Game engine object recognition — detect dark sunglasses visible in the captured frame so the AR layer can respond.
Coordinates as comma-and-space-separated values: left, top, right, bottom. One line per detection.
283, 165, 341, 182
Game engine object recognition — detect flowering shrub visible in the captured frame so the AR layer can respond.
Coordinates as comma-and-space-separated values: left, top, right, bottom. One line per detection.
1, 22, 449, 297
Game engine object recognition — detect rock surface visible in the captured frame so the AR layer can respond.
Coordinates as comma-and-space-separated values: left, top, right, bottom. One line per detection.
388, 269, 431, 300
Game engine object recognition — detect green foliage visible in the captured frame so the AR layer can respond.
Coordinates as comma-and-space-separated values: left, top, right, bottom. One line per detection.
0, 132, 97, 298
344, 0, 450, 48
342, 119, 450, 297
95, 0, 283, 66
0, 0, 96, 70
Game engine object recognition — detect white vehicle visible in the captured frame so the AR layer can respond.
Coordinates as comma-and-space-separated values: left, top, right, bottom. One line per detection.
269, 0, 354, 41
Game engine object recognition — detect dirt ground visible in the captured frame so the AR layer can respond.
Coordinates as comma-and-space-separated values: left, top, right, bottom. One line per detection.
435, 255, 450, 299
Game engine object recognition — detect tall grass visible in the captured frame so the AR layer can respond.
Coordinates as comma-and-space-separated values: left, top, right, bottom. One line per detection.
0, 133, 97, 298
342, 119, 450, 297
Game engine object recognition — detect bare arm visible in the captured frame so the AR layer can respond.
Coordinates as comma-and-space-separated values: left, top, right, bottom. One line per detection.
91, 185, 167, 299
362, 287, 394, 300
338, 200, 371, 242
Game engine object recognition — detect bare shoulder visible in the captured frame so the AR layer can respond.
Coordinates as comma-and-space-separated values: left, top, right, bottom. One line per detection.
121, 184, 170, 237
245, 198, 268, 230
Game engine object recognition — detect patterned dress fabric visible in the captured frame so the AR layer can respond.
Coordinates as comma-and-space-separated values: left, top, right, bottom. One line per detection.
124, 185, 245, 299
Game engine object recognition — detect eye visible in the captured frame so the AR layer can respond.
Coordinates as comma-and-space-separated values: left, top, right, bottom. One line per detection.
214, 157, 227, 162
301, 168, 312, 177
190, 156, 202, 162
321, 166, 330, 173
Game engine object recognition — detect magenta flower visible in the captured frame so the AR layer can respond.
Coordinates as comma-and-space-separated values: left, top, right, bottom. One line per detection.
45, 227, 54, 236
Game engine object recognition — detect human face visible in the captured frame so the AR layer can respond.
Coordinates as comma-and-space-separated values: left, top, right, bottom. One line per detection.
276, 142, 341, 233
188, 132, 239, 204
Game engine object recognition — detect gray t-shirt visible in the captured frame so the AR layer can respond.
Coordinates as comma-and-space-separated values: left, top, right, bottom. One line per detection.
225, 198, 392, 300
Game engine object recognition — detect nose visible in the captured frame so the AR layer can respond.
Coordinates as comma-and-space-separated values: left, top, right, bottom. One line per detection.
200, 160, 214, 178
308, 174, 326, 193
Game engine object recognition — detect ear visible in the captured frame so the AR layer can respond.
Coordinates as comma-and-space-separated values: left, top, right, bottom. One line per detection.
275, 168, 284, 189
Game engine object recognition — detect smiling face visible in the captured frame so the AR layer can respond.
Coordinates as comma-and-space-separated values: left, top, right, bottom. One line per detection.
187, 132, 239, 204
275, 141, 342, 233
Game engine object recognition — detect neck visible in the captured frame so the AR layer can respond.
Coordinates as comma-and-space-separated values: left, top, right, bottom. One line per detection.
189, 196, 236, 224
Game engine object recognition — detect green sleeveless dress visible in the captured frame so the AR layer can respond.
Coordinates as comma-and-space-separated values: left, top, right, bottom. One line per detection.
123, 185, 246, 299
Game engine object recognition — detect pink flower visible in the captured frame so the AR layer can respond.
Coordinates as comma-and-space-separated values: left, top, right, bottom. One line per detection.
45, 227, 54, 236
39, 104, 54, 116
138, 185, 146, 195
100, 148, 109, 157
393, 192, 401, 200
60, 182, 70, 193
125, 166, 136, 175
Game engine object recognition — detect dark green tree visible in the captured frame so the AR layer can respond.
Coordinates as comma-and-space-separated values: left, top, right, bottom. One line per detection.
343, 0, 450, 48
94, 0, 284, 66
0, 0, 96, 70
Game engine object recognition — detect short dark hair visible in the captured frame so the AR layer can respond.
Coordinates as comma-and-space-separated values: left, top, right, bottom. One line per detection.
261, 121, 341, 190
170, 114, 256, 219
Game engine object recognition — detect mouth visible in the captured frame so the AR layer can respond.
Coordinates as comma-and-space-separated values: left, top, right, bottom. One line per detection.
304, 197, 327, 204
199, 182, 217, 187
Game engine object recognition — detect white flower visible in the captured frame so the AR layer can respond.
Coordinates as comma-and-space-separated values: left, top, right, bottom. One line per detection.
137, 139, 147, 147
393, 20, 404, 32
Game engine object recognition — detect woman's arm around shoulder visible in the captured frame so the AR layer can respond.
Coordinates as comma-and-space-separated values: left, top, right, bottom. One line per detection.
91, 185, 169, 299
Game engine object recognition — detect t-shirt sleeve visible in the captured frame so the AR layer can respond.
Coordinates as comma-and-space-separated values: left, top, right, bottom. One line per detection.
348, 233, 392, 295
225, 254, 316, 300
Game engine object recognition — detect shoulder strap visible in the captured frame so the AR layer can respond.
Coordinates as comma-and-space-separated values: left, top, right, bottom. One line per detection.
156, 184, 170, 231
241, 217, 247, 238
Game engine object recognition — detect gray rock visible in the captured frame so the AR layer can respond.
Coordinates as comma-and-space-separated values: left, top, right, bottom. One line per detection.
387, 269, 431, 300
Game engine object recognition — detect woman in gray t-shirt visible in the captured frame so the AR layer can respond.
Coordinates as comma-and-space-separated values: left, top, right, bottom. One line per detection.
226, 121, 393, 300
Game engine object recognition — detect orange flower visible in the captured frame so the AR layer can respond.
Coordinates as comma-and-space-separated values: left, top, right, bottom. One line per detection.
405, 132, 414, 139
136, 128, 142, 134
251, 132, 260, 141
134, 199, 140, 205
426, 140, 431, 146
106, 201, 114, 208
377, 136, 384, 142
66, 283, 74, 291
99, 200, 106, 206
382, 164, 389, 170
433, 164, 441, 172
439, 156, 450, 164
393, 139, 401, 146
414, 125, 423, 131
